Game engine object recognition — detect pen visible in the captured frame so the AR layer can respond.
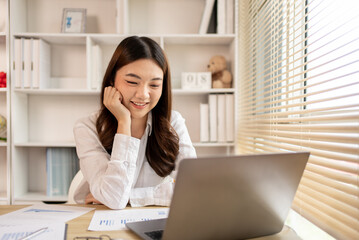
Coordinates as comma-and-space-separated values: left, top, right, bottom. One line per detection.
19, 227, 48, 240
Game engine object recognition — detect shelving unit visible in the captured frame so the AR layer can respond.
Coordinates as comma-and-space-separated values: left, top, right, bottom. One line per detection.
8, 0, 238, 204
0, 0, 10, 205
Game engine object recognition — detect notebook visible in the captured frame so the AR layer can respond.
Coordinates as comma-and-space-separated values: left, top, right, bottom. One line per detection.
126, 151, 309, 240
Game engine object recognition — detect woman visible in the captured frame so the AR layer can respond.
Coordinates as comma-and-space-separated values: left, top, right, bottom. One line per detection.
73, 36, 197, 209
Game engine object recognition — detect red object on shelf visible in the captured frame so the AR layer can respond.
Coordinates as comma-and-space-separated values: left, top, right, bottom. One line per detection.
0, 72, 6, 88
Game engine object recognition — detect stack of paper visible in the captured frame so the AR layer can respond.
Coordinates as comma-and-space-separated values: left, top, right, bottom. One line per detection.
88, 208, 169, 231
0, 204, 94, 240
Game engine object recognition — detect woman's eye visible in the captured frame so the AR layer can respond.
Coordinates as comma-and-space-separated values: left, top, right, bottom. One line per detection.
126, 81, 137, 85
151, 84, 160, 88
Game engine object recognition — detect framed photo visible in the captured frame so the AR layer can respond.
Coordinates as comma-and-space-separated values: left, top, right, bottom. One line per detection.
61, 8, 86, 33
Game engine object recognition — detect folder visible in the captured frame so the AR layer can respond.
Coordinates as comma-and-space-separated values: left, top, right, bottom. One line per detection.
225, 94, 235, 142
209, 94, 217, 142
200, 103, 209, 142
217, 0, 226, 34
32, 39, 51, 89
47, 148, 79, 197
217, 94, 226, 142
116, 0, 129, 34
91, 45, 103, 90
226, 0, 234, 34
13, 38, 23, 88
23, 38, 33, 88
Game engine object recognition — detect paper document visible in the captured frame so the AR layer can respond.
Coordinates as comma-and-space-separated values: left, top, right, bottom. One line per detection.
0, 203, 94, 223
88, 208, 169, 231
0, 203, 94, 240
0, 222, 66, 240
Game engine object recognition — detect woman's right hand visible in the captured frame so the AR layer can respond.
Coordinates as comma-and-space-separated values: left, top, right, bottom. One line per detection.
85, 192, 103, 205
103, 86, 131, 135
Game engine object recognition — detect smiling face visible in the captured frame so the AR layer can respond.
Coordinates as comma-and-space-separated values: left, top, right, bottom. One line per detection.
114, 59, 164, 121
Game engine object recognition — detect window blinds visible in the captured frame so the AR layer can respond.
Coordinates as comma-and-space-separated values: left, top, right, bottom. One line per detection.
237, 0, 359, 239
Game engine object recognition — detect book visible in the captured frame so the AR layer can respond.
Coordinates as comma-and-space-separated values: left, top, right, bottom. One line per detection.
209, 94, 217, 142
13, 38, 23, 88
225, 93, 235, 142
217, 94, 226, 142
200, 103, 209, 142
199, 0, 215, 34
32, 39, 51, 89
23, 38, 32, 88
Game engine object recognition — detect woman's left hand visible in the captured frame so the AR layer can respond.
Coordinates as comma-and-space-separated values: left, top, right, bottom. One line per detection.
85, 192, 103, 205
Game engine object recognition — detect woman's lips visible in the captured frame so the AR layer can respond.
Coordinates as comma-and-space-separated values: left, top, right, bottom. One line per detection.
131, 101, 148, 109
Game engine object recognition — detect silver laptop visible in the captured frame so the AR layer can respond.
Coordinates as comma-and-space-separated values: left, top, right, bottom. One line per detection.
126, 151, 309, 240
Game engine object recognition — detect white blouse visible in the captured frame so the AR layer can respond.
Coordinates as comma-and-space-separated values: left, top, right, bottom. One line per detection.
73, 110, 197, 209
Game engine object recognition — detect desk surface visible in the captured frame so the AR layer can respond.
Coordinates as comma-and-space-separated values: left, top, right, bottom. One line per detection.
0, 204, 301, 240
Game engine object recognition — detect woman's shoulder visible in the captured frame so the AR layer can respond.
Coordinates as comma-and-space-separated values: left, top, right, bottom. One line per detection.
171, 110, 184, 121
170, 110, 186, 127
74, 111, 99, 131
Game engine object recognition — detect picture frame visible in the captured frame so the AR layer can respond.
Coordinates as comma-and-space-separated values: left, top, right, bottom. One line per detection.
61, 8, 87, 33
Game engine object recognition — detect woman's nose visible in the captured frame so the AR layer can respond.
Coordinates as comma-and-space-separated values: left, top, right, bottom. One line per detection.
136, 85, 150, 99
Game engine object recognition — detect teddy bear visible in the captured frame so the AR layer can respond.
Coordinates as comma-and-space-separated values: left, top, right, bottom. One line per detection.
207, 55, 232, 88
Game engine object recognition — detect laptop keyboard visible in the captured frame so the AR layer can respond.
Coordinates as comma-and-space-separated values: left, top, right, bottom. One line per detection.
145, 230, 164, 240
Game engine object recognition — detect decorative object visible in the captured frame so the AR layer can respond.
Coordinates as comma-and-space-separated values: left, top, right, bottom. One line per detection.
181, 72, 211, 89
0, 72, 6, 88
61, 8, 87, 33
0, 114, 6, 141
207, 55, 232, 88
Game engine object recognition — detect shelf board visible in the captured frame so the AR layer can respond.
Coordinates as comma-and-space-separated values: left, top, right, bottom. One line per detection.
14, 88, 235, 95
14, 142, 76, 147
14, 192, 68, 202
13, 33, 87, 45
0, 142, 8, 147
88, 34, 128, 45
12, 33, 236, 45
193, 142, 235, 147
88, 34, 162, 45
0, 88, 7, 93
14, 88, 100, 96
172, 88, 235, 95
163, 34, 236, 45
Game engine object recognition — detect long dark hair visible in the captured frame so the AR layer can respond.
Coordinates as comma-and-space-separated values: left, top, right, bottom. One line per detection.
96, 36, 179, 177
